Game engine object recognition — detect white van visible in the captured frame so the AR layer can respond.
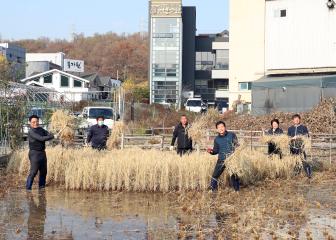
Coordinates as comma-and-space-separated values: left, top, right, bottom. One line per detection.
79, 107, 118, 129
185, 98, 207, 113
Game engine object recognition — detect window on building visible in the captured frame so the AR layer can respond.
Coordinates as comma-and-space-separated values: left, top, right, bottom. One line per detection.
74, 79, 82, 88
280, 9, 287, 17
43, 75, 52, 84
215, 50, 229, 70
196, 52, 215, 71
238, 82, 252, 91
61, 75, 69, 87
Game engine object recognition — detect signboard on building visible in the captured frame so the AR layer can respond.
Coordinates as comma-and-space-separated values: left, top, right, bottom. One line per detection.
150, 0, 182, 17
64, 59, 84, 72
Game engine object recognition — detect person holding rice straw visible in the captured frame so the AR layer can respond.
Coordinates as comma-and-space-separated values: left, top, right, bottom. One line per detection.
207, 121, 240, 191
266, 119, 284, 158
287, 114, 312, 178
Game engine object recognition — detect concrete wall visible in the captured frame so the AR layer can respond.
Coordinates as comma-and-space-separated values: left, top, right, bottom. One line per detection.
26, 53, 65, 69
229, 0, 266, 107
265, 0, 336, 72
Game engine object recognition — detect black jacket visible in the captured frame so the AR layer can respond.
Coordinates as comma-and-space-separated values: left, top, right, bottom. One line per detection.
171, 123, 192, 150
267, 128, 284, 135
28, 127, 54, 151
87, 124, 109, 148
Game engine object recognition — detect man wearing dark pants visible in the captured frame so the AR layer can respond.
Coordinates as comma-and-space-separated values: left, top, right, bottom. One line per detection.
287, 114, 312, 178
26, 115, 55, 190
87, 116, 109, 150
170, 115, 193, 156
207, 121, 239, 191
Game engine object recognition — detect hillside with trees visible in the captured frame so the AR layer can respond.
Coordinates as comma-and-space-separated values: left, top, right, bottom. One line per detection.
13, 32, 149, 84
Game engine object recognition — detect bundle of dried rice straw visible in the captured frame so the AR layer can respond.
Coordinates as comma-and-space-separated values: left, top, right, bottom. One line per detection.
187, 108, 220, 145
49, 110, 76, 143
225, 143, 303, 185
107, 121, 125, 150
260, 134, 312, 156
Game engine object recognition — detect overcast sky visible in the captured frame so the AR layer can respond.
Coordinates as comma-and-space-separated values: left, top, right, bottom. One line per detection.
0, 0, 229, 40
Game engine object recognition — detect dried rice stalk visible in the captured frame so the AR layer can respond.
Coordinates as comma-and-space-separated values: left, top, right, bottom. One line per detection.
49, 110, 76, 143
225, 143, 303, 185
107, 122, 125, 150
260, 134, 291, 156
188, 108, 220, 145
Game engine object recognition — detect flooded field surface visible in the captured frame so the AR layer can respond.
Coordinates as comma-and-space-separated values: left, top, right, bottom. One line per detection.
0, 177, 335, 240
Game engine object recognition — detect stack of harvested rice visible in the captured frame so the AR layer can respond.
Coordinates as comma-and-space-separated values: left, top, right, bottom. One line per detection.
187, 108, 221, 145
49, 110, 76, 144
107, 122, 125, 150
225, 135, 312, 185
8, 146, 215, 192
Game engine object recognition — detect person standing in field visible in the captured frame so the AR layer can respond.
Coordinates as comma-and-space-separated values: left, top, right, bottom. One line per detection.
266, 119, 284, 158
87, 116, 109, 151
26, 115, 55, 191
170, 115, 193, 156
287, 114, 312, 178
207, 121, 240, 191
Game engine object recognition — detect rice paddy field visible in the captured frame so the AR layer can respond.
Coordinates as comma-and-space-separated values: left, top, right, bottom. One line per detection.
0, 145, 335, 239
0, 109, 335, 239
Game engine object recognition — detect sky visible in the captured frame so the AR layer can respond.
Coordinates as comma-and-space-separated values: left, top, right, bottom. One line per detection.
0, 0, 229, 40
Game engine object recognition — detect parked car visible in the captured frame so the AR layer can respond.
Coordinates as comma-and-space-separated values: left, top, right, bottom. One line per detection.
78, 106, 119, 130
184, 98, 207, 113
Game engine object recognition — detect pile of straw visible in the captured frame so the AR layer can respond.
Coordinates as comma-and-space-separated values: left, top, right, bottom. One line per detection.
224, 144, 303, 185
225, 135, 313, 184
49, 110, 76, 143
187, 108, 220, 145
107, 122, 125, 150
8, 147, 215, 192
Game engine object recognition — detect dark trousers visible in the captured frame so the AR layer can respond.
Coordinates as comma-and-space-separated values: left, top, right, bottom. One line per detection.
177, 148, 192, 157
290, 147, 312, 178
92, 145, 107, 151
26, 150, 47, 190
211, 159, 240, 191
268, 143, 282, 159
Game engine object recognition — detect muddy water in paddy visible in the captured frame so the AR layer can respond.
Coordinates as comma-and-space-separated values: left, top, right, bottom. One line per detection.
0, 181, 335, 240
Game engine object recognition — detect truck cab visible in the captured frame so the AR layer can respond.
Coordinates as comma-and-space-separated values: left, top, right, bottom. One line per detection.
80, 106, 118, 129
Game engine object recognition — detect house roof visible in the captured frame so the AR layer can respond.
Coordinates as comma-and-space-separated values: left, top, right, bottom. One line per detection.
99, 76, 112, 86
252, 74, 336, 89
20, 69, 90, 83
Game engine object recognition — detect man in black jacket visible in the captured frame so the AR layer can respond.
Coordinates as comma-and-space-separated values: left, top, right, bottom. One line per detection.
170, 115, 193, 156
26, 115, 55, 190
87, 116, 109, 150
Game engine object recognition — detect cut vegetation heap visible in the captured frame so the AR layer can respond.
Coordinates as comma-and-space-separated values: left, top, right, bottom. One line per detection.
49, 110, 76, 144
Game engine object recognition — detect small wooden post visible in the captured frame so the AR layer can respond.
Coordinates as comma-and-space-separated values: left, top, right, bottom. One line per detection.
161, 136, 164, 150
121, 133, 124, 150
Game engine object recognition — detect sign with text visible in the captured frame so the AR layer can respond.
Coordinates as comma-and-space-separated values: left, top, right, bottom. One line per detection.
64, 59, 84, 72
150, 1, 182, 17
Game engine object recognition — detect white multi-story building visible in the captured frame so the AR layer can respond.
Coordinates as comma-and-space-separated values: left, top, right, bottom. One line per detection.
229, 0, 266, 109
265, 0, 336, 74
229, 0, 336, 111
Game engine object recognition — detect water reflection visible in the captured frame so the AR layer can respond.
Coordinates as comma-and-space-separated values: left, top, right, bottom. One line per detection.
26, 191, 46, 240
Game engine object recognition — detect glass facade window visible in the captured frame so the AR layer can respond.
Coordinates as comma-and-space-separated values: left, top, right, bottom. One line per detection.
151, 17, 182, 105
196, 52, 215, 71
239, 82, 252, 91
61, 75, 69, 87
215, 50, 229, 70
